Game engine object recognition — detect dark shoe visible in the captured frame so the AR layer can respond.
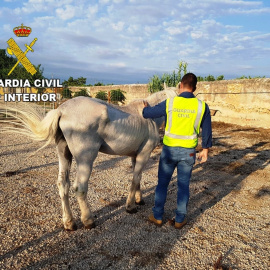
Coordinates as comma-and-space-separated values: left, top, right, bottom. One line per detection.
148, 214, 162, 226
174, 218, 187, 229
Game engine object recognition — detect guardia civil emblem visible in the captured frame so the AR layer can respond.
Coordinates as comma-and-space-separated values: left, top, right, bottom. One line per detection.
6, 23, 38, 76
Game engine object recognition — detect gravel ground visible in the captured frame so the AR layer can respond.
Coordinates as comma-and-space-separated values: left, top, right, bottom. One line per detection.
0, 122, 269, 270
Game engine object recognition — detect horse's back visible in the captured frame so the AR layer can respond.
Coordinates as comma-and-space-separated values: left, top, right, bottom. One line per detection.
59, 97, 108, 129
58, 97, 154, 156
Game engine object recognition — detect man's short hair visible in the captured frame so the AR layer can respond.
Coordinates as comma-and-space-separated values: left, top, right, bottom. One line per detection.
181, 73, 197, 92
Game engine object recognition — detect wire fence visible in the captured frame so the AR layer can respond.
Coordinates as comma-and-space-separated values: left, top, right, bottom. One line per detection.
0, 100, 56, 119
0, 89, 126, 119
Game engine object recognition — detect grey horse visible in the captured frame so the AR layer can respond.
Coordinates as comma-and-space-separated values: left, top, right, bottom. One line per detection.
1, 89, 176, 230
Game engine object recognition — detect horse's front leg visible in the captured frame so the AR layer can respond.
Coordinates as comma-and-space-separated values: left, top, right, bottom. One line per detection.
126, 152, 151, 213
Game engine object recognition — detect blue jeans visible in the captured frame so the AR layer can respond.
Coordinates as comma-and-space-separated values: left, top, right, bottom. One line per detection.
152, 145, 196, 223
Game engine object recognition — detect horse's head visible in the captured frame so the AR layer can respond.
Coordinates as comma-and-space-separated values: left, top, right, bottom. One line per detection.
122, 88, 177, 118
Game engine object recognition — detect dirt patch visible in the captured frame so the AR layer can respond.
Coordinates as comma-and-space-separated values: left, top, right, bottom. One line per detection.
0, 122, 269, 269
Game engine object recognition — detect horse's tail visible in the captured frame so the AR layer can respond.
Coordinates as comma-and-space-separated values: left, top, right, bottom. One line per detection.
0, 103, 61, 152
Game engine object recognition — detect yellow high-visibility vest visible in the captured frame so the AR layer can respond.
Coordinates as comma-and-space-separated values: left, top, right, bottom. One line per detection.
163, 97, 206, 148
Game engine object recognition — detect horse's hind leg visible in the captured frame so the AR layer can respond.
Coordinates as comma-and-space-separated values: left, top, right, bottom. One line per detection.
56, 138, 76, 231
126, 151, 151, 213
131, 157, 144, 205
73, 148, 99, 229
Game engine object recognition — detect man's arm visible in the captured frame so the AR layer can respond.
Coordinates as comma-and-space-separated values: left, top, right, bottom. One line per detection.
198, 148, 209, 163
142, 100, 167, 119
199, 104, 212, 163
201, 104, 212, 149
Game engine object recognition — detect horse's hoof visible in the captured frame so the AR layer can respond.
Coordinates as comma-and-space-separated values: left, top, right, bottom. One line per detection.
126, 208, 138, 214
84, 222, 96, 230
64, 222, 78, 231
135, 200, 145, 205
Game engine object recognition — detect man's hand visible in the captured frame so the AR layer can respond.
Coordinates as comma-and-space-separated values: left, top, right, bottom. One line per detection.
197, 148, 209, 163
143, 100, 150, 107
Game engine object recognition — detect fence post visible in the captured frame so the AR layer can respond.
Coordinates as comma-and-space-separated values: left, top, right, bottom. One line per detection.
5, 102, 7, 118
108, 90, 111, 103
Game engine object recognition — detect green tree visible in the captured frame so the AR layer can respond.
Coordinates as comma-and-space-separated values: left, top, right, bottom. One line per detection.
62, 76, 87, 87
67, 76, 74, 85
0, 49, 16, 79
94, 82, 104, 86
216, 75, 224, 81
0, 49, 44, 82
205, 75, 215, 81
76, 77, 87, 85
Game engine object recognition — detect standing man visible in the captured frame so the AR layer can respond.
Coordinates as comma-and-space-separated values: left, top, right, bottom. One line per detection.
143, 73, 212, 229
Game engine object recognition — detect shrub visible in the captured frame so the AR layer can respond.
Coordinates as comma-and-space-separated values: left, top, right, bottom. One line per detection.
62, 88, 72, 99
148, 60, 188, 93
148, 74, 164, 93
110, 89, 126, 104
73, 88, 90, 97
95, 91, 108, 101
37, 87, 46, 94
236, 75, 265, 79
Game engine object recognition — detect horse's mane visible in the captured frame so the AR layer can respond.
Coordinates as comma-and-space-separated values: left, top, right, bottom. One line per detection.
145, 88, 177, 106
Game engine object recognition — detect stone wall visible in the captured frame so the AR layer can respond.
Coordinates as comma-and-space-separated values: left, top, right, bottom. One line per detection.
69, 84, 150, 104
70, 78, 270, 128
196, 78, 270, 128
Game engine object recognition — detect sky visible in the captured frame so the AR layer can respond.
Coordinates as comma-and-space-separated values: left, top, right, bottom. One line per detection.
0, 0, 270, 84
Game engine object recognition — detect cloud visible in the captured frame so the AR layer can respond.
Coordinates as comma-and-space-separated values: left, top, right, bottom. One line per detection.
108, 62, 126, 68
50, 30, 109, 46
97, 49, 129, 59
191, 31, 203, 39
237, 65, 253, 70
165, 26, 187, 36
99, 0, 110, 4
56, 5, 82, 20
228, 7, 270, 14
0, 0, 269, 82
12, 0, 74, 14
86, 4, 99, 16
3, 24, 12, 33
111, 21, 125, 31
